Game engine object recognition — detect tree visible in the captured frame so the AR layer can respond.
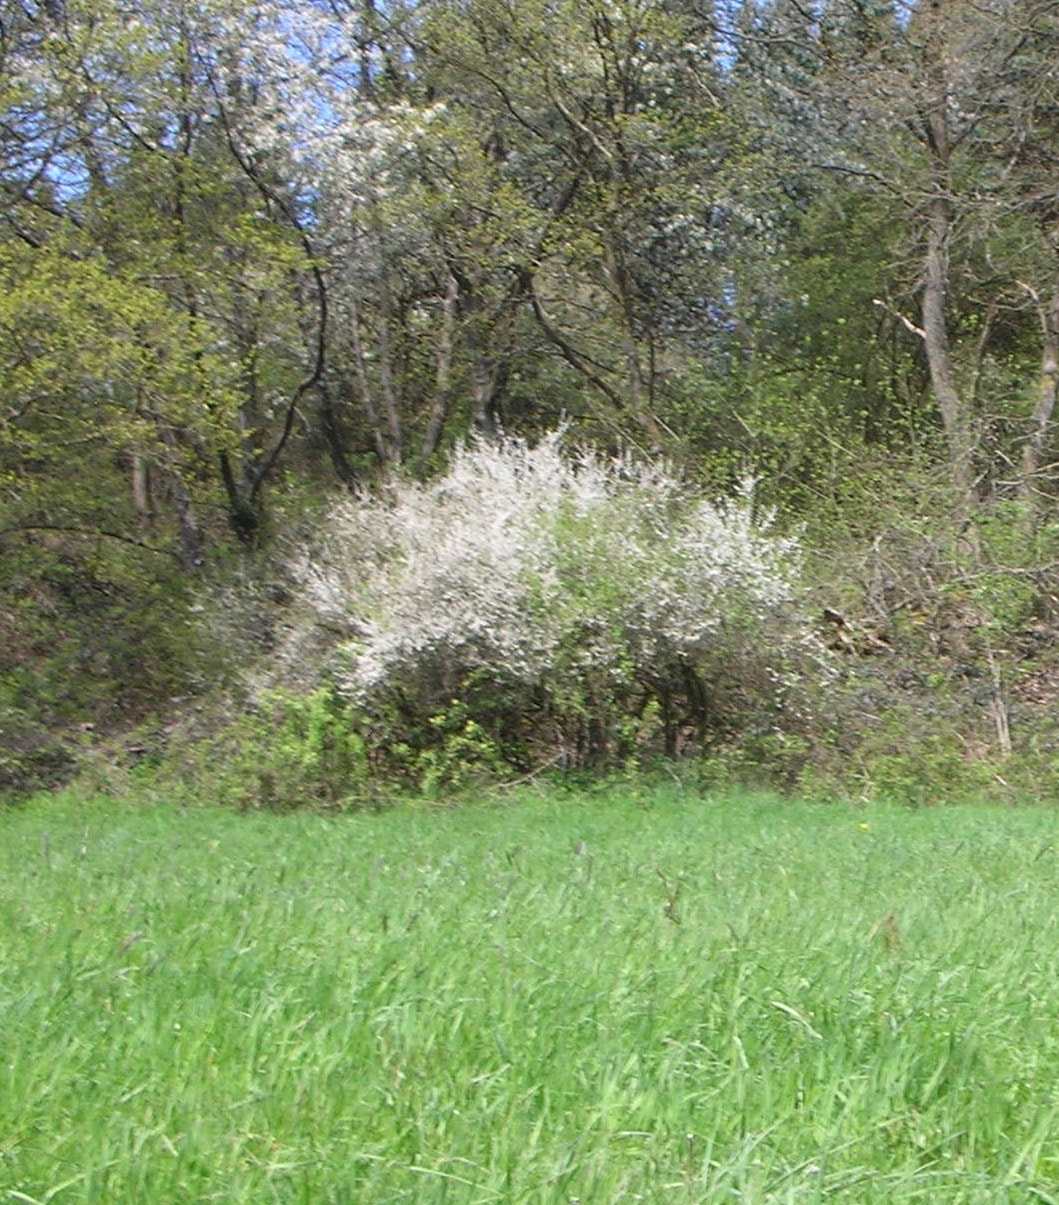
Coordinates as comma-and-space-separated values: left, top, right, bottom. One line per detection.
418, 0, 736, 451
745, 0, 1059, 498
0, 0, 345, 560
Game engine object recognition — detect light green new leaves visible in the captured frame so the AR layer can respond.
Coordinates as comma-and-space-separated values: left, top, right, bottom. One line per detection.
0, 239, 241, 512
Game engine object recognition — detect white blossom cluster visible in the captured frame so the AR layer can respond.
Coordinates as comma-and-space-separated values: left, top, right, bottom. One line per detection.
295, 431, 812, 718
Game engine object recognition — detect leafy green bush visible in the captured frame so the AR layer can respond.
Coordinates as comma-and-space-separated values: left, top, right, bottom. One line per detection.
140, 687, 371, 811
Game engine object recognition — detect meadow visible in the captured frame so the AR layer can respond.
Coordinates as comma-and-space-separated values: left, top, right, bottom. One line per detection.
3, 787, 1059, 1202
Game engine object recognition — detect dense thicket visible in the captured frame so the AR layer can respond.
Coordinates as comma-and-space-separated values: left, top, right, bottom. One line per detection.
4, 0, 1059, 796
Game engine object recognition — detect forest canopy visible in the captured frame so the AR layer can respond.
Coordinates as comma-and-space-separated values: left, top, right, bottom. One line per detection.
4, 0, 1059, 799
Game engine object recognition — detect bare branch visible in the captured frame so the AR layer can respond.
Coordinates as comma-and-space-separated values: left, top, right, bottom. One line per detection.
873, 298, 925, 340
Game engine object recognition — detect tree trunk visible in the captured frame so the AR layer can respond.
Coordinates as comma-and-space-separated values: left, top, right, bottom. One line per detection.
150, 420, 206, 569
601, 224, 661, 449
470, 359, 500, 439
922, 193, 973, 488
374, 279, 403, 464
317, 381, 357, 486
1019, 269, 1059, 501
420, 273, 459, 467
131, 454, 152, 526
920, 0, 974, 494
348, 293, 390, 466
367, 209, 404, 464
174, 486, 205, 571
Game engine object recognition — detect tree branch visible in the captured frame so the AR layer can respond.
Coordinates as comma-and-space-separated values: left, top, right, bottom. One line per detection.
1, 524, 180, 559
873, 298, 925, 339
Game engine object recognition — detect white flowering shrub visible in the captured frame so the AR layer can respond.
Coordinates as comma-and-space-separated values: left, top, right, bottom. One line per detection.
293, 432, 821, 776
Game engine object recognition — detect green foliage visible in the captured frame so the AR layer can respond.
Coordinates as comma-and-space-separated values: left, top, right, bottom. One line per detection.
843, 707, 1001, 806
413, 698, 511, 798
960, 502, 1059, 632
164, 687, 372, 812
692, 730, 814, 794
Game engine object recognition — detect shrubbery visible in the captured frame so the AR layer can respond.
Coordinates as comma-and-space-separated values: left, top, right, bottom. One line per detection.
67, 442, 1059, 810
0, 538, 209, 796
269, 432, 823, 793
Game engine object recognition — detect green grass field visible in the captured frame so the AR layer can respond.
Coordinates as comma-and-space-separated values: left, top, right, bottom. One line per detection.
3, 787, 1059, 1202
